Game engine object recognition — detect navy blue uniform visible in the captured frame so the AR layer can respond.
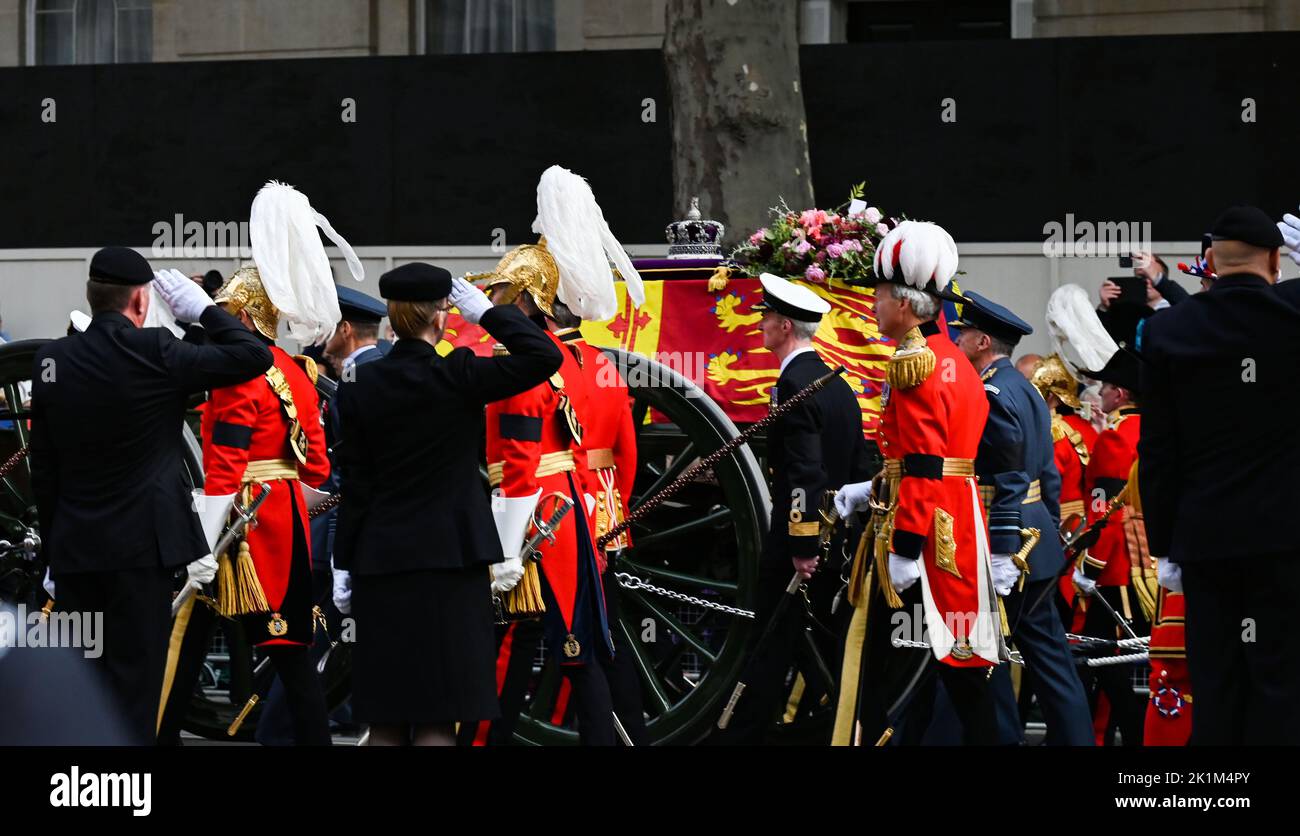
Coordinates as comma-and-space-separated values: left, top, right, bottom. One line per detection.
977, 356, 1092, 746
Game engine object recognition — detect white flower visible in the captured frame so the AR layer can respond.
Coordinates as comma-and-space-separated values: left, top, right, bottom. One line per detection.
865, 207, 882, 224
876, 222, 890, 236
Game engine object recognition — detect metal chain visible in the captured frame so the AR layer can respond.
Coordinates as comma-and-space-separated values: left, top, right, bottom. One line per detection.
614, 571, 755, 618
1066, 632, 1149, 649
0, 447, 28, 480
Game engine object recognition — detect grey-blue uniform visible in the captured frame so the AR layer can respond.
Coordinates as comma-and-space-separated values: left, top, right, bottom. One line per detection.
953, 291, 1093, 746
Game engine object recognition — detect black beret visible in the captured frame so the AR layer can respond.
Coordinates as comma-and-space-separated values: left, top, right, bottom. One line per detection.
1210, 205, 1283, 249
89, 246, 153, 286
336, 285, 387, 324
378, 263, 452, 302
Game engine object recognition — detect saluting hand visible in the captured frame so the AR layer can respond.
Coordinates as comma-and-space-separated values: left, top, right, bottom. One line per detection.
154, 268, 215, 323
449, 277, 492, 325
1279, 213, 1300, 266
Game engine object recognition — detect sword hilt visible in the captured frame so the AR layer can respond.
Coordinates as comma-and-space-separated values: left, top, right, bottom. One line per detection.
716, 681, 746, 729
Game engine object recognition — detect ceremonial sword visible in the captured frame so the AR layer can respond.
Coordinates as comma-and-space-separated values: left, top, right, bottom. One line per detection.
172, 483, 273, 618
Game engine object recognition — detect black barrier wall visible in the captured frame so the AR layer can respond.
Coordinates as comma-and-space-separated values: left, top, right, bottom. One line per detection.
0, 32, 1292, 249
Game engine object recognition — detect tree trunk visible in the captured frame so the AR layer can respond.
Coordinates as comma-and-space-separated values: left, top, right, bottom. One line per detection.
663, 0, 814, 250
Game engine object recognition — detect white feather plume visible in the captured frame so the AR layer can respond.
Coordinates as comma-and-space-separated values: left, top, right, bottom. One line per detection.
249, 181, 362, 345
531, 165, 644, 321
873, 221, 958, 292
1045, 284, 1119, 375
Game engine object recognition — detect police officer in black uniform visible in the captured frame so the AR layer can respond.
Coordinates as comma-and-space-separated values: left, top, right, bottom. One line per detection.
31, 248, 272, 744
717, 274, 870, 744
952, 291, 1093, 746
331, 263, 562, 745
1143, 206, 1300, 744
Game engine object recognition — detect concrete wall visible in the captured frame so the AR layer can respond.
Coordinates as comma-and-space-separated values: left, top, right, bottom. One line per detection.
6, 1, 1300, 69
2, 240, 1283, 359
1026, 0, 1300, 38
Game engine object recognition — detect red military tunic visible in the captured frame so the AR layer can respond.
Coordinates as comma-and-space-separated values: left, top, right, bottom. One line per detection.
877, 321, 995, 667
486, 330, 611, 665
1145, 585, 1190, 745
202, 346, 329, 646
1080, 406, 1140, 588
556, 330, 636, 565
1055, 411, 1097, 605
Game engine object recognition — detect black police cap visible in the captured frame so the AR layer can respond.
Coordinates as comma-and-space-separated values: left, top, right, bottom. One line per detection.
88, 246, 153, 286
378, 263, 452, 302
1210, 206, 1283, 249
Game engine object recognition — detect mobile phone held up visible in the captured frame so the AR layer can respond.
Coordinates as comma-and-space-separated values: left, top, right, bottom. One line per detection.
1108, 275, 1146, 306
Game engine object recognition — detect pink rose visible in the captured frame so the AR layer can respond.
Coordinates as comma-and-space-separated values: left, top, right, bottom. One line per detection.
794, 240, 812, 256
876, 223, 890, 236
865, 207, 882, 224
826, 243, 845, 259
799, 209, 828, 230
749, 228, 768, 245
844, 239, 863, 252
805, 265, 826, 282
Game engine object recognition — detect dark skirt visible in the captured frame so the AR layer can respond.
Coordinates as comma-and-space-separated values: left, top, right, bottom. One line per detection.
350, 565, 501, 725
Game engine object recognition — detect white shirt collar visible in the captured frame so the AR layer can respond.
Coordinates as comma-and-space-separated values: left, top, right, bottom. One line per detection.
779, 345, 816, 374
343, 343, 378, 369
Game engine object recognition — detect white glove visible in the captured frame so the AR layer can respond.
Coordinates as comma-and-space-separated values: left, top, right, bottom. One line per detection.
332, 568, 352, 615
834, 480, 873, 519
491, 557, 525, 594
42, 567, 55, 600
990, 553, 1021, 597
186, 555, 218, 586
1157, 559, 1183, 594
153, 268, 215, 323
1279, 213, 1300, 266
449, 277, 492, 325
584, 493, 597, 515
1072, 568, 1097, 596
888, 553, 920, 594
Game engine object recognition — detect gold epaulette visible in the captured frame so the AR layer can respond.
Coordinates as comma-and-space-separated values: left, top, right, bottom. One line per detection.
492, 343, 509, 358
887, 326, 935, 390
1050, 416, 1067, 444
292, 354, 319, 386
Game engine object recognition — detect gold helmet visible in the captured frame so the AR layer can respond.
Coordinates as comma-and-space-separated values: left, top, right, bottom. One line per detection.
214, 266, 280, 341
472, 237, 560, 317
1029, 353, 1081, 410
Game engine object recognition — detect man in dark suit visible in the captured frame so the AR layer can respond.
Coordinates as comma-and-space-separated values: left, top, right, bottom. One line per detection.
30, 248, 273, 743
1140, 206, 1300, 744
717, 273, 870, 743
953, 291, 1093, 746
